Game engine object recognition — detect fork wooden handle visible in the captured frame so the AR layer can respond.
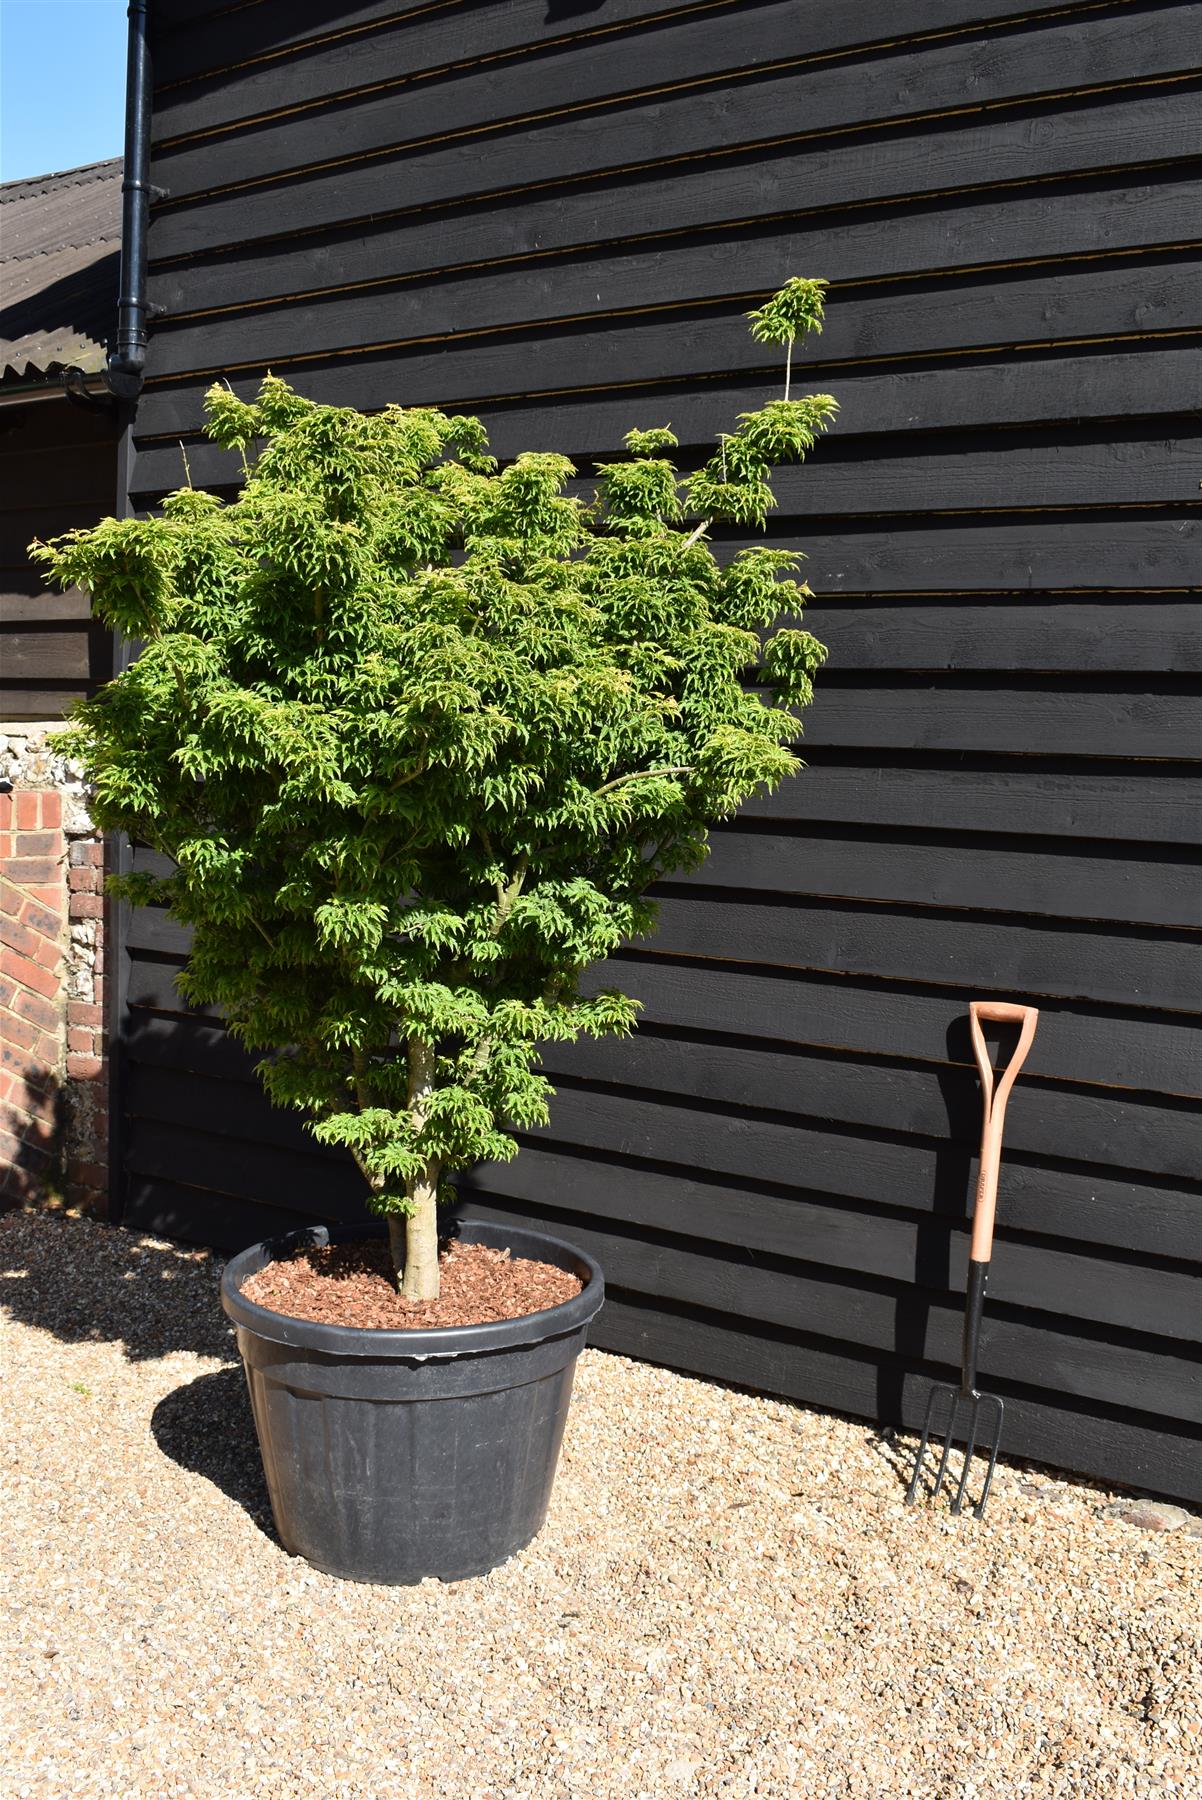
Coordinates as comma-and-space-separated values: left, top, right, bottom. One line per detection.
968, 1001, 1039, 1264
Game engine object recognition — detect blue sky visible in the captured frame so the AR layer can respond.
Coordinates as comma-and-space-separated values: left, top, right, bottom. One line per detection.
1, 0, 126, 182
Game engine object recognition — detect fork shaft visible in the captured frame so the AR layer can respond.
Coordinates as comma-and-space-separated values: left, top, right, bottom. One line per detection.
962, 1259, 989, 1394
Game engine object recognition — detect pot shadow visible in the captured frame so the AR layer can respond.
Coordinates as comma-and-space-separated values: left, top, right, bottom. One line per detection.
151, 1366, 279, 1543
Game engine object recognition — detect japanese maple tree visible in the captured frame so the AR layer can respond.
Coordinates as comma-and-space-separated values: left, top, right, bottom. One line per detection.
35, 279, 836, 1300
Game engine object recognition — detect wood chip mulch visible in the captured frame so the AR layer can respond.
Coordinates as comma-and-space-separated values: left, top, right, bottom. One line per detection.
241, 1237, 583, 1329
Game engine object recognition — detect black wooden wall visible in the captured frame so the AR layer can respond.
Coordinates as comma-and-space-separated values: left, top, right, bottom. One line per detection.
120, 0, 1201, 1499
0, 401, 116, 718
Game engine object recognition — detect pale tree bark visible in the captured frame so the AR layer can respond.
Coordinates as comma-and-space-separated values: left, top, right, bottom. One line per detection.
398, 1036, 442, 1300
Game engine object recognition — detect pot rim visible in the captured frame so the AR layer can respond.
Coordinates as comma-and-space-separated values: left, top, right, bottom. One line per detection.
220, 1217, 604, 1359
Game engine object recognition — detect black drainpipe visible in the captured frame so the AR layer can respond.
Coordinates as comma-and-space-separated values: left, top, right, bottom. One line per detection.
107, 0, 155, 402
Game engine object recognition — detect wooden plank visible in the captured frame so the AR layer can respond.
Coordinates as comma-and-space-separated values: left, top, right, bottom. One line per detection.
746, 759, 1202, 845
792, 516, 1201, 594
153, 0, 1132, 134
119, 1012, 1200, 1266
154, 0, 662, 88
796, 679, 1200, 759
124, 882, 1200, 1013
0, 630, 91, 681
647, 893, 1199, 1011
464, 1126, 1199, 1270
451, 1205, 1201, 1419
0, 505, 111, 564
129, 340, 1202, 493
146, 94, 1202, 270
593, 953, 1202, 1095
135, 236, 1202, 425
149, 7, 1198, 211
127, 942, 1199, 1096
541, 1031, 1201, 1180
121, 1007, 1201, 1183
0, 587, 93, 624
0, 687, 86, 718
143, 182, 1202, 382
119, 1013, 1202, 1264
802, 597, 1202, 674
122, 1174, 348, 1253
146, 90, 1202, 318
518, 1086, 1201, 1270
120, 1072, 1202, 1398
691, 827, 1202, 929
577, 1289, 1202, 1501
131, 415, 1202, 514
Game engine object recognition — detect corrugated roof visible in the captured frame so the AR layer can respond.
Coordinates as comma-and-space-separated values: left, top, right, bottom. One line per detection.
1, 158, 122, 382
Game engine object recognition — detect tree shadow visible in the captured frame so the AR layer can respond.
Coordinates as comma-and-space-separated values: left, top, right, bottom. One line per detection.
151, 1367, 279, 1542
0, 1204, 237, 1363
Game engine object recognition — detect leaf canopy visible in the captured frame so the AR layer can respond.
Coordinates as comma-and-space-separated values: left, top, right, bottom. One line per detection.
33, 280, 836, 1217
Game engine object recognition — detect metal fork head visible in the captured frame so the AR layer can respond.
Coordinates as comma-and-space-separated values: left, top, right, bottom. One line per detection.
905, 1384, 1005, 1518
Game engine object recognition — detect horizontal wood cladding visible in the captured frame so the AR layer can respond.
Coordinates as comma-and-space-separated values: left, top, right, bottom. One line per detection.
151, 0, 1134, 132
147, 5, 1197, 219
0, 400, 117, 718
120, 0, 1202, 1499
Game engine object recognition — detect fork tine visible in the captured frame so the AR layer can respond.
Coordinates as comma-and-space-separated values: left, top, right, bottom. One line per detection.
973, 1395, 1005, 1518
929, 1391, 963, 1504
905, 1383, 944, 1504
950, 1395, 981, 1515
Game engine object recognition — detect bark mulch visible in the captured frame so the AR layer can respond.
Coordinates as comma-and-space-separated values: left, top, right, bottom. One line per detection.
242, 1237, 583, 1330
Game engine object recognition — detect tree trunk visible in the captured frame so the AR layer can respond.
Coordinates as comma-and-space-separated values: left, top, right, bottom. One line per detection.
398, 1037, 442, 1301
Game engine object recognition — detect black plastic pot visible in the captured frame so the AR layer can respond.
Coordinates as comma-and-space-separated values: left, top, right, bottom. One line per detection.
221, 1218, 604, 1585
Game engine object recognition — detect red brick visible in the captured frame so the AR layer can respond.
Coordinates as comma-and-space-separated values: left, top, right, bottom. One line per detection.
67, 1027, 95, 1052
0, 793, 11, 828
68, 1157, 107, 1187
20, 897, 61, 939
0, 916, 38, 960
69, 894, 104, 919
0, 976, 14, 1010
13, 988, 58, 1032
15, 793, 37, 829
25, 889, 64, 917
1, 1014, 39, 1054
0, 833, 11, 860
68, 866, 100, 893
7, 857, 59, 887
39, 792, 62, 830
32, 936, 62, 971
0, 1124, 50, 1163
0, 947, 59, 1000
33, 1030, 60, 1066
67, 1001, 103, 1027
66, 1053, 103, 1079
93, 976, 105, 1006
0, 883, 21, 917
68, 840, 103, 867
16, 831, 59, 858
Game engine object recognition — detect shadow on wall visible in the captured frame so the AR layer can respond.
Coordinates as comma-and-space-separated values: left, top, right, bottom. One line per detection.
0, 1062, 67, 1209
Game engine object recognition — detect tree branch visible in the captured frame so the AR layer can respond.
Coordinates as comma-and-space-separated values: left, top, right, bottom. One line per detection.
592, 765, 692, 798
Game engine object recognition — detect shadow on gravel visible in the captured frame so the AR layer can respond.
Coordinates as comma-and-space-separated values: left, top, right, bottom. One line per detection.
0, 1208, 237, 1362
151, 1366, 279, 1542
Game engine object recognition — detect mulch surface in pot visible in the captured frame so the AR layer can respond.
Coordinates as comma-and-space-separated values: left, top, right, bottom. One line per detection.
241, 1238, 583, 1329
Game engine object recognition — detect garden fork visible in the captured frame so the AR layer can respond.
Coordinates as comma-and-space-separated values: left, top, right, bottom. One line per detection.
906, 1000, 1039, 1518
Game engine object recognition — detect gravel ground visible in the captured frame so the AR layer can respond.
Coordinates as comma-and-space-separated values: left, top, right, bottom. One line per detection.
2, 1209, 1198, 1800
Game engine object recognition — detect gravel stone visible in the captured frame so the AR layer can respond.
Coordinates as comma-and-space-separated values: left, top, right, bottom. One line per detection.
1105, 1501, 1191, 1534
3, 1209, 1200, 1800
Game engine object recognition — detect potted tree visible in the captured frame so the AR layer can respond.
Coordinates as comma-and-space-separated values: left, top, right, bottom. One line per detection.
34, 279, 837, 1584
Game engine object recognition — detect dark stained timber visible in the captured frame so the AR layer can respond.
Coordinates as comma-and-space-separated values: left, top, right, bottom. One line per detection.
115, 0, 1202, 1503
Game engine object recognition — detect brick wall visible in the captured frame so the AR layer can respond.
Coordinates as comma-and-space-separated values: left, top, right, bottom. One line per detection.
0, 728, 108, 1216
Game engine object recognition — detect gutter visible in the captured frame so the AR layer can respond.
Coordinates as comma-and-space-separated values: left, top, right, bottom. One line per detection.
107, 0, 156, 402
